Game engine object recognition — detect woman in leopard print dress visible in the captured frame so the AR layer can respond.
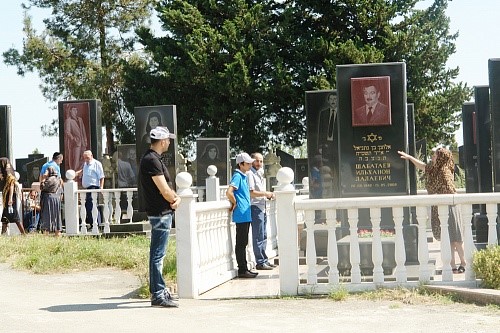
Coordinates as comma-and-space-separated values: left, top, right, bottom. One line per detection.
398, 148, 466, 273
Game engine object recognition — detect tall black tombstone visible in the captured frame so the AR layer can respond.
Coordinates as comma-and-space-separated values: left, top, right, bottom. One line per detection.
462, 103, 479, 194
58, 100, 102, 176
305, 90, 339, 200
336, 62, 417, 268
474, 86, 492, 194
407, 104, 417, 195
0, 105, 13, 162
134, 105, 178, 213
489, 59, 500, 193
488, 59, 500, 244
337, 63, 408, 198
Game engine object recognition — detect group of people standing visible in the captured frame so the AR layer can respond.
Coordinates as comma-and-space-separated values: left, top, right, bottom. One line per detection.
1, 150, 105, 236
0, 152, 63, 235
226, 152, 276, 278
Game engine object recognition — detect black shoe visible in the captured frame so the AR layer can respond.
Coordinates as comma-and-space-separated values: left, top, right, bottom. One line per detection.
256, 263, 273, 270
151, 297, 179, 308
266, 261, 277, 268
164, 289, 179, 300
238, 271, 258, 278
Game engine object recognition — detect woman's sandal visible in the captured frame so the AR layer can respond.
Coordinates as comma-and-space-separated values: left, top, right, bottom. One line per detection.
457, 265, 465, 273
452, 268, 458, 274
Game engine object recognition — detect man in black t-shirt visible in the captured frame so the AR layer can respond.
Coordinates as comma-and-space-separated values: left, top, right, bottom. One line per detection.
139, 126, 181, 308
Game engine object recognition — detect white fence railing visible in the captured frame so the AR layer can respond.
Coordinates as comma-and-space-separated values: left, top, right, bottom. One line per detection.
4, 167, 499, 299
273, 167, 499, 295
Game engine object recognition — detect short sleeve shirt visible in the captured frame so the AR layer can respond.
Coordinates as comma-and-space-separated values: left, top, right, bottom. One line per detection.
139, 149, 173, 216
40, 160, 61, 178
81, 159, 105, 188
229, 169, 251, 223
248, 167, 266, 210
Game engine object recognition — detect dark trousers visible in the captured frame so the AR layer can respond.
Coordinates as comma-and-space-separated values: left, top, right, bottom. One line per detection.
85, 185, 101, 226
235, 222, 251, 274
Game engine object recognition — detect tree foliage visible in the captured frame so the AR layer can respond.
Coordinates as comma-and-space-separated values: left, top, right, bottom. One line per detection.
124, 0, 470, 154
2, 0, 154, 152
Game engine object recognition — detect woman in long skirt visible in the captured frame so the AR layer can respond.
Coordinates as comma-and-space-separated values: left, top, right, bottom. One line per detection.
40, 166, 63, 236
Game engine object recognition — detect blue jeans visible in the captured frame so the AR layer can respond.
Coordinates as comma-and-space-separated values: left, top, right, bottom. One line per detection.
85, 186, 101, 226
251, 205, 268, 265
148, 213, 173, 300
23, 210, 40, 232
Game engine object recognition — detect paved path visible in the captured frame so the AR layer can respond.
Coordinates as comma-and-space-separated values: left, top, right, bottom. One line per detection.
1, 263, 499, 333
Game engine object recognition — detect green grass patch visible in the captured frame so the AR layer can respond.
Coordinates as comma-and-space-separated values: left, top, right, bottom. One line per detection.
0, 234, 176, 298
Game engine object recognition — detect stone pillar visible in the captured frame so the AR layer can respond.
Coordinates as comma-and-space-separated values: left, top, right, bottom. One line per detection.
64, 170, 80, 235
274, 167, 298, 295
205, 165, 220, 202
175, 172, 199, 298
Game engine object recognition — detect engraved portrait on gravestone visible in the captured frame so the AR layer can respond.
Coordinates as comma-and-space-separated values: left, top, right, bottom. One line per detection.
351, 76, 392, 127
196, 138, 229, 186
63, 102, 90, 171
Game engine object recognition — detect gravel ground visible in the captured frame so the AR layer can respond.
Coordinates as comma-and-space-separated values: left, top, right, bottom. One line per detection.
1, 263, 499, 333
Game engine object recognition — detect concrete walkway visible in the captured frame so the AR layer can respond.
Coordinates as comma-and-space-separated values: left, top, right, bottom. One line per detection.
1, 263, 499, 333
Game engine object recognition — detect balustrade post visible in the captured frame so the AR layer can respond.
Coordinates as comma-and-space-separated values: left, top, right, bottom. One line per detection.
460, 204, 475, 281
113, 190, 122, 224
126, 191, 134, 221
348, 208, 361, 284
326, 209, 339, 285
439, 205, 453, 281
64, 170, 79, 235
102, 192, 110, 233
416, 206, 430, 282
486, 203, 498, 246
175, 172, 200, 298
304, 210, 317, 285
79, 192, 88, 235
275, 167, 298, 295
393, 207, 407, 283
370, 208, 384, 284
91, 192, 99, 235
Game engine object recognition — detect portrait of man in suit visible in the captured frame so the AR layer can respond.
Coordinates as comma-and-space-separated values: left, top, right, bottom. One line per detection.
351, 77, 391, 127
317, 92, 338, 164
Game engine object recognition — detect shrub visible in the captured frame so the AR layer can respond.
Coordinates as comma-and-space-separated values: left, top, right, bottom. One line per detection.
472, 245, 500, 290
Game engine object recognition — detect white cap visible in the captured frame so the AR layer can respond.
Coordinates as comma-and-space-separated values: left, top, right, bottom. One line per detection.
150, 126, 176, 140
236, 152, 254, 164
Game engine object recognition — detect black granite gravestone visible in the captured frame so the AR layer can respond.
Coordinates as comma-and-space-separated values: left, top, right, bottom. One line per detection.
462, 102, 479, 194
487, 59, 500, 244
58, 100, 102, 177
474, 86, 492, 194
26, 157, 48, 187
196, 138, 230, 186
489, 59, 500, 193
276, 149, 295, 181
336, 63, 417, 267
305, 90, 339, 199
407, 104, 417, 195
337, 63, 408, 197
134, 105, 178, 213
295, 158, 309, 185
0, 105, 13, 162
